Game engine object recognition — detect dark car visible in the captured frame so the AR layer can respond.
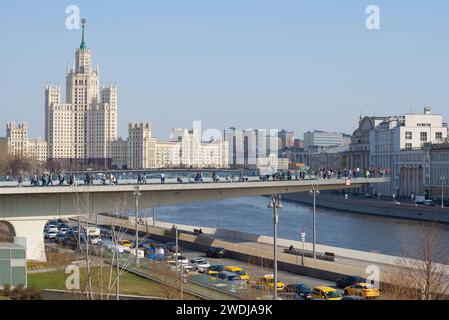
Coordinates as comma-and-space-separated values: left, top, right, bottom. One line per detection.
163, 242, 178, 253
206, 247, 227, 258
285, 284, 312, 300
208, 265, 225, 273
336, 275, 367, 288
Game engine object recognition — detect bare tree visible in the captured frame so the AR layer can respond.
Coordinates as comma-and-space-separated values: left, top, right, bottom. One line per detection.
383, 224, 449, 300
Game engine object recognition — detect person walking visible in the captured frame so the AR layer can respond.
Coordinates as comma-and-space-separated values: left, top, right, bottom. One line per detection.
160, 172, 165, 184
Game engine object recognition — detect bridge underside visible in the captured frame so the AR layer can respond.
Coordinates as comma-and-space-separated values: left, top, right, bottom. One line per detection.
0, 178, 388, 261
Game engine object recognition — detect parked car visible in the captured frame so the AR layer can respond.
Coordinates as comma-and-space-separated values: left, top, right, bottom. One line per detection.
44, 230, 58, 239
206, 246, 227, 258
190, 258, 211, 273
118, 240, 132, 247
256, 274, 285, 291
217, 271, 247, 287
285, 284, 312, 300
424, 199, 435, 206
45, 224, 59, 233
163, 242, 178, 253
224, 266, 249, 281
335, 275, 367, 288
344, 283, 380, 299
55, 232, 67, 244
207, 265, 225, 277
311, 286, 343, 300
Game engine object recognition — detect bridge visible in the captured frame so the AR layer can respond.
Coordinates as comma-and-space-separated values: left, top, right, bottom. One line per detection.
0, 177, 389, 261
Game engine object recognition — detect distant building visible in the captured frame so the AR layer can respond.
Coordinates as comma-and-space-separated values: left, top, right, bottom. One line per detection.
303, 130, 347, 151
278, 129, 295, 149
370, 107, 447, 197
0, 122, 47, 162
45, 21, 117, 168
426, 143, 449, 200
112, 123, 228, 169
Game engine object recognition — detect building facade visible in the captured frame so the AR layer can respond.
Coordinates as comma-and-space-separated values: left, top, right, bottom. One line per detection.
45, 22, 117, 168
304, 130, 347, 151
370, 108, 447, 197
0, 123, 47, 162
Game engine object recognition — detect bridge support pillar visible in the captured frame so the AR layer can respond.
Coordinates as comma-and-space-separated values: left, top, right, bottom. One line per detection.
9, 220, 48, 262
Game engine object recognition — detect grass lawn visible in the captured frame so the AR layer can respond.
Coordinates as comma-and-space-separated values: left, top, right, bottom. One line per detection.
28, 267, 197, 299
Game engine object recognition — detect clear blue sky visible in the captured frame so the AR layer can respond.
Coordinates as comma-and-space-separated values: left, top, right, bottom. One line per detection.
1, 1, 449, 139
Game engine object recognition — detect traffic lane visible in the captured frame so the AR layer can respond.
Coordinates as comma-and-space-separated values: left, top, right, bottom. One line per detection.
168, 246, 335, 290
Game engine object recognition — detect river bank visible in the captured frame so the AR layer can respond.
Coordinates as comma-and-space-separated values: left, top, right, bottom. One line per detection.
282, 192, 449, 224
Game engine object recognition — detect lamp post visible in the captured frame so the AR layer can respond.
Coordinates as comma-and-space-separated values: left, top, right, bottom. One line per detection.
310, 185, 319, 259
133, 186, 141, 265
440, 177, 446, 209
267, 194, 283, 300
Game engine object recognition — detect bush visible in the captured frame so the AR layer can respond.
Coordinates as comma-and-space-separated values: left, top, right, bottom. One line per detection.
6, 284, 42, 300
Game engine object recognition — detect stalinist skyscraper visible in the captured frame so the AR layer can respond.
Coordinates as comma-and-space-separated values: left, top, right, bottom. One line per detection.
45, 19, 117, 168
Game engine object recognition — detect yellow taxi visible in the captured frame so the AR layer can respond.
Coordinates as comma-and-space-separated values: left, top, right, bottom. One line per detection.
257, 274, 285, 291
344, 283, 380, 299
224, 266, 250, 281
119, 240, 132, 247
312, 286, 343, 300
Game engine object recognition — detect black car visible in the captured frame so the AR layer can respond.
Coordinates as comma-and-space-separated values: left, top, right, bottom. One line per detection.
335, 275, 367, 288
285, 284, 312, 300
206, 247, 227, 258
163, 242, 178, 253
208, 265, 225, 273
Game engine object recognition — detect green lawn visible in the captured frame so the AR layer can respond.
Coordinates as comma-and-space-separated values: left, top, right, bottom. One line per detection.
28, 268, 197, 299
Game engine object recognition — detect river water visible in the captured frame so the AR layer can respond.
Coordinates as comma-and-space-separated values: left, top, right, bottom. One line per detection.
141, 196, 449, 257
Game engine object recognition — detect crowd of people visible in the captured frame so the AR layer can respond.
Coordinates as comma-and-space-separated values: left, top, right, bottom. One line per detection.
9, 167, 389, 188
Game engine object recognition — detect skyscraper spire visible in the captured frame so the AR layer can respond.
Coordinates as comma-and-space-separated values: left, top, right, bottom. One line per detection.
80, 18, 87, 50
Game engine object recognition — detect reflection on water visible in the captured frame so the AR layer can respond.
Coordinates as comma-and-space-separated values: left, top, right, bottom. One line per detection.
140, 196, 449, 256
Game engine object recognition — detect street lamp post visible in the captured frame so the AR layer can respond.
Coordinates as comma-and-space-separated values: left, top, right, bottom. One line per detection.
267, 194, 283, 300
133, 186, 141, 265
440, 177, 446, 209
310, 185, 319, 259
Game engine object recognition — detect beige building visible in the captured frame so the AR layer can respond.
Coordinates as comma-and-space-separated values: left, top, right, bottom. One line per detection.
0, 122, 47, 162
111, 123, 228, 170
45, 22, 117, 166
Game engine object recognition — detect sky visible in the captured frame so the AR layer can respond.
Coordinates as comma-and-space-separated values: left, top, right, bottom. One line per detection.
1, 1, 449, 140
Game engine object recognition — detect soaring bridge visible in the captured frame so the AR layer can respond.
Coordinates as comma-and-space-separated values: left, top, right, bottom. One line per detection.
0, 177, 389, 261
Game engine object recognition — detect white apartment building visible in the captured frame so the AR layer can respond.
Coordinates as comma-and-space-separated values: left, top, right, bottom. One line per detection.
225, 127, 276, 170
45, 22, 117, 165
370, 107, 447, 197
0, 122, 47, 162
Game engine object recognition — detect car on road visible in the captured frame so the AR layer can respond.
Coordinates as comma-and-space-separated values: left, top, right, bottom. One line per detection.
312, 286, 343, 301
224, 266, 249, 282
256, 274, 285, 291
335, 275, 367, 288
207, 265, 225, 277
163, 242, 178, 253
344, 283, 380, 299
55, 232, 67, 244
206, 246, 227, 258
217, 271, 247, 287
44, 230, 58, 239
285, 284, 312, 300
118, 240, 132, 247
45, 224, 59, 233
424, 199, 435, 206
190, 257, 211, 273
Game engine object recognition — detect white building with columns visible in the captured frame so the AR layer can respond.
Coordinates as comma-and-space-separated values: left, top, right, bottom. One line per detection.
370, 107, 447, 197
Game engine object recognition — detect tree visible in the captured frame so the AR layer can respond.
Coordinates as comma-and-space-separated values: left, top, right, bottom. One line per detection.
383, 224, 449, 300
